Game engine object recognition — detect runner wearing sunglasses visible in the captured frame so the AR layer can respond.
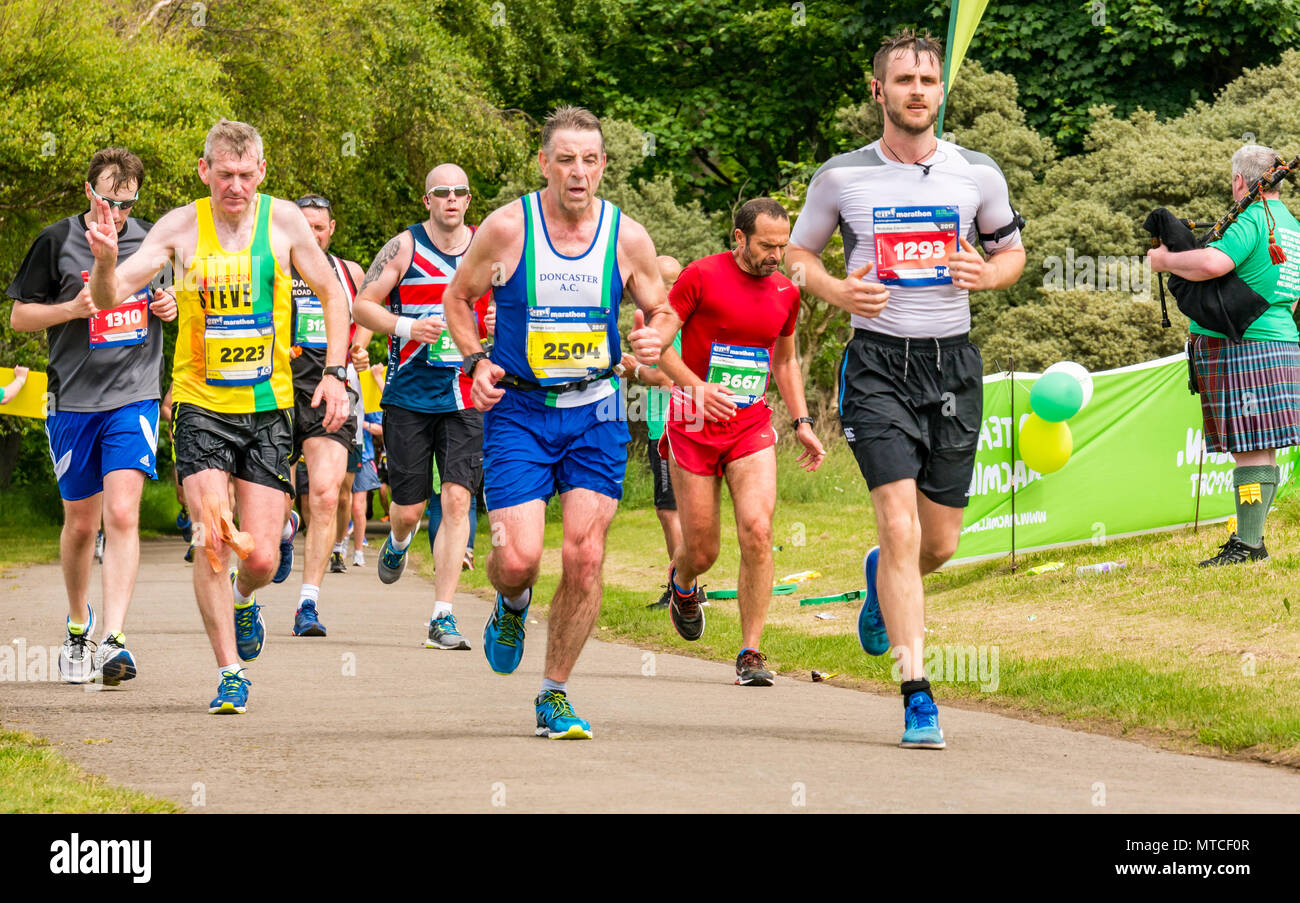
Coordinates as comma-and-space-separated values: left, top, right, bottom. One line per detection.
352, 164, 491, 651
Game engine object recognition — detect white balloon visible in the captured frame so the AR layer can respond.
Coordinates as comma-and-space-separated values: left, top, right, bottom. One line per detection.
1043, 361, 1093, 409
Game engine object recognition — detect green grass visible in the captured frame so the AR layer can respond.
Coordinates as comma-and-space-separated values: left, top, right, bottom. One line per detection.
0, 729, 181, 813
432, 441, 1300, 765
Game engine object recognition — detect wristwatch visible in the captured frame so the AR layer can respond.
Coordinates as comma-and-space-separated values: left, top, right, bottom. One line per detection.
792, 416, 814, 430
462, 351, 489, 378
322, 365, 347, 382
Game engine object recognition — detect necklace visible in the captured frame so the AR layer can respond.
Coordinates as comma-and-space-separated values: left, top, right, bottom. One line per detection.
881, 137, 938, 176
430, 224, 472, 255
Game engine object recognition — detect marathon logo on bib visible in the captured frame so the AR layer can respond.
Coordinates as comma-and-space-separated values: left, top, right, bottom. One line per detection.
88, 288, 150, 349
873, 205, 958, 286
706, 342, 769, 409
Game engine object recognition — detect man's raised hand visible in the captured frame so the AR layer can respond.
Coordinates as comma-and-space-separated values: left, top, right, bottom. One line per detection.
84, 196, 119, 263
839, 262, 889, 318
628, 309, 662, 365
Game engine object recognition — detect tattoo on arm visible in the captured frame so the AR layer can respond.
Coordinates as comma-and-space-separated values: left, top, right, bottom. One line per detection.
360, 236, 404, 294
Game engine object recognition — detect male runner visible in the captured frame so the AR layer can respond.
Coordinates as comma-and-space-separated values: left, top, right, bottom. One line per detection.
621, 255, 684, 610
657, 200, 826, 685
87, 119, 351, 714
788, 30, 1025, 747
8, 147, 177, 686
285, 193, 371, 636
352, 163, 489, 651
442, 105, 674, 739
350, 409, 384, 566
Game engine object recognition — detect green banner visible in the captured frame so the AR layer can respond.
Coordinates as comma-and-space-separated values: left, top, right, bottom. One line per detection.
952, 353, 1300, 564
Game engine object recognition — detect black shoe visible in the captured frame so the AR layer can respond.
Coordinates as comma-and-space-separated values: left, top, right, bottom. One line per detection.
1199, 533, 1269, 568
735, 649, 774, 686
668, 572, 705, 641
646, 587, 671, 610
329, 551, 347, 573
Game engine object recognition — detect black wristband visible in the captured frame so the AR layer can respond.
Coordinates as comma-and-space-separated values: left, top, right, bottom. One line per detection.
322, 365, 347, 382
462, 352, 489, 378
792, 416, 814, 430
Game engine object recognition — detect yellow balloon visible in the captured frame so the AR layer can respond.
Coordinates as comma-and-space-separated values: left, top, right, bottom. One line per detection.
1018, 414, 1072, 474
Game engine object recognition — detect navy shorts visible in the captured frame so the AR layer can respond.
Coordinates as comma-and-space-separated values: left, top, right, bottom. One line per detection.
483, 388, 629, 510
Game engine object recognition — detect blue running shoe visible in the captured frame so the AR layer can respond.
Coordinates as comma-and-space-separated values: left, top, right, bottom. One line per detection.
177, 507, 193, 543
900, 691, 946, 749
233, 576, 265, 662
483, 592, 528, 675
535, 690, 592, 740
93, 632, 137, 685
377, 534, 409, 585
273, 509, 299, 584
426, 612, 470, 650
209, 670, 250, 714
292, 601, 327, 637
858, 546, 890, 656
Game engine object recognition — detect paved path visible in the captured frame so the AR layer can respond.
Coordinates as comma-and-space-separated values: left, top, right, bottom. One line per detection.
3, 540, 1299, 812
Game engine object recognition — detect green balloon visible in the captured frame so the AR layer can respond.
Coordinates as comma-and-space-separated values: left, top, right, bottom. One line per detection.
1030, 371, 1084, 422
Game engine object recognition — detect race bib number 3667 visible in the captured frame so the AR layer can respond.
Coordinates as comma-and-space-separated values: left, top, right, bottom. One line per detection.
873, 205, 959, 286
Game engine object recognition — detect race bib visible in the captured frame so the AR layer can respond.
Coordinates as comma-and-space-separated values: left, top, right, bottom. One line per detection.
873, 205, 959, 286
293, 293, 326, 348
205, 312, 273, 386
424, 306, 463, 368
525, 311, 611, 381
88, 289, 150, 349
706, 342, 770, 408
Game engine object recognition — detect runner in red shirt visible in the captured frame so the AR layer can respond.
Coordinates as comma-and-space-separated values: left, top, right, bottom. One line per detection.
658, 198, 826, 685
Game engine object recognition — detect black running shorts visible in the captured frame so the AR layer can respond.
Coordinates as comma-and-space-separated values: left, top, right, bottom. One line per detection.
291, 382, 358, 462
647, 435, 676, 511
381, 404, 484, 506
173, 402, 295, 497
838, 329, 983, 509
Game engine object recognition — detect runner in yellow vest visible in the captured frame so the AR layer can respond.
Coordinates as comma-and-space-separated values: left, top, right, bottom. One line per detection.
87, 119, 351, 715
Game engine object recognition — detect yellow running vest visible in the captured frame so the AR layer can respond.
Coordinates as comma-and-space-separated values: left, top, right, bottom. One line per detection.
172, 194, 293, 412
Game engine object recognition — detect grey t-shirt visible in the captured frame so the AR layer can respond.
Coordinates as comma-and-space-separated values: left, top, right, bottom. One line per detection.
791, 139, 1023, 338
5, 213, 165, 412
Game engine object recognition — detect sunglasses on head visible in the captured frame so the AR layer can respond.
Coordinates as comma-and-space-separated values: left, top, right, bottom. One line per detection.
296, 195, 331, 209
88, 183, 138, 211
426, 185, 469, 198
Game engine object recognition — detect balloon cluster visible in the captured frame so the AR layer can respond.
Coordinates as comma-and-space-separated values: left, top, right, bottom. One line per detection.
1019, 362, 1093, 474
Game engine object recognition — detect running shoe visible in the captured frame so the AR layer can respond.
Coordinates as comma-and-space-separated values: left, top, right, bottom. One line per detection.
668, 569, 705, 641
353, 549, 365, 567
1199, 533, 1269, 568
209, 671, 250, 714
462, 548, 474, 571
184, 541, 195, 563
92, 631, 137, 685
232, 575, 265, 662
58, 606, 96, 684
483, 592, 528, 674
292, 601, 327, 637
377, 534, 409, 585
735, 648, 775, 686
94, 529, 105, 563
534, 690, 592, 740
273, 509, 299, 584
329, 551, 347, 574
646, 586, 671, 610
177, 507, 193, 543
426, 612, 471, 650
858, 546, 890, 656
900, 691, 946, 749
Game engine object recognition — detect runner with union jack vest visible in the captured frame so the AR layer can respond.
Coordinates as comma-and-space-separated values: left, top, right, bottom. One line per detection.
352, 164, 491, 651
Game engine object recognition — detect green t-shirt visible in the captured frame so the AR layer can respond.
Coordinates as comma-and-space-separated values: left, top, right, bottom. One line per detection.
1190, 199, 1300, 341
645, 334, 681, 441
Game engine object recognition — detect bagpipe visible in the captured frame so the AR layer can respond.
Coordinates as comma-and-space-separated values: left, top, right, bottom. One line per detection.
1142, 153, 1299, 340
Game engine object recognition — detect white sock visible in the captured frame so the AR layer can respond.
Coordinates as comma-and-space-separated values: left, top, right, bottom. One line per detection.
333, 541, 346, 554
219, 664, 243, 679
281, 517, 296, 542
539, 677, 566, 696
432, 600, 453, 620
503, 588, 531, 612
299, 584, 320, 606
232, 580, 252, 606
390, 528, 413, 551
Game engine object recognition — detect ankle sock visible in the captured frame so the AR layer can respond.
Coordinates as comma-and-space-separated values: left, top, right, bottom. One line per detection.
503, 588, 530, 612
299, 584, 320, 606
901, 678, 932, 706
540, 677, 566, 696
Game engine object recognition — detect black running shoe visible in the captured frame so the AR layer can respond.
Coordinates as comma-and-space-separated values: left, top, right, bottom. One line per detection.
735, 649, 774, 686
329, 551, 347, 573
1199, 533, 1269, 568
668, 572, 705, 641
646, 586, 671, 610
